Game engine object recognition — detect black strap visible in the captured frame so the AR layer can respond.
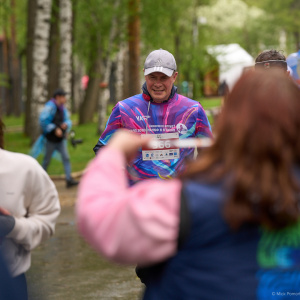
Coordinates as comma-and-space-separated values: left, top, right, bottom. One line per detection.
178, 186, 191, 250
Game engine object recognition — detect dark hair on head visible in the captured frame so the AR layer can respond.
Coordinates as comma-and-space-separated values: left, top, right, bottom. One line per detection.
255, 49, 286, 63
183, 69, 300, 230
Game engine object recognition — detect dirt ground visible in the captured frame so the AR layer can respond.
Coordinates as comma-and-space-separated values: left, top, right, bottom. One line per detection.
52, 177, 80, 207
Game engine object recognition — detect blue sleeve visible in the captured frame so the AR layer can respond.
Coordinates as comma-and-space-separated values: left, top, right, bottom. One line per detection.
39, 102, 57, 135
63, 107, 72, 132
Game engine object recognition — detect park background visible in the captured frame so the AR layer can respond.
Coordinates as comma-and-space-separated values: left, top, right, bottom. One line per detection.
1, 0, 300, 176
0, 1, 300, 299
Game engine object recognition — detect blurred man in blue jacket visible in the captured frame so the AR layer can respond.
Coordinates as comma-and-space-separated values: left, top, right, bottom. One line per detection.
40, 88, 78, 188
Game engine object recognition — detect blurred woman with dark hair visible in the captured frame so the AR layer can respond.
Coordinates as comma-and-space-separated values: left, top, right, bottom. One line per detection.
188, 68, 300, 230
77, 69, 300, 300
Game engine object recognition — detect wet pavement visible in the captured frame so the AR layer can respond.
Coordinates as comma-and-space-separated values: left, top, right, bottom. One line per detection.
26, 179, 144, 300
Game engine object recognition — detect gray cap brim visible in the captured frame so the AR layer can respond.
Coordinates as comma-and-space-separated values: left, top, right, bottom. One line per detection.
144, 67, 174, 77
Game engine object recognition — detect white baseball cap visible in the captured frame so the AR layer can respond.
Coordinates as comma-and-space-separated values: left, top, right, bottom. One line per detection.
144, 49, 177, 77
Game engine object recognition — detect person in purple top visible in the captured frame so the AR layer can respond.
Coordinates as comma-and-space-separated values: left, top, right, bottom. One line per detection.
93, 49, 213, 184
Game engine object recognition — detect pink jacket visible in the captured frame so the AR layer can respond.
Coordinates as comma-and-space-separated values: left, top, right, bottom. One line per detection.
76, 147, 182, 266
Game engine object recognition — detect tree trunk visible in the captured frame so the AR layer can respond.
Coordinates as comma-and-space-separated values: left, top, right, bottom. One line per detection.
29, 0, 52, 142
2, 34, 11, 116
10, 0, 22, 117
127, 0, 140, 96
1, 2, 13, 116
115, 42, 127, 104
0, 40, 6, 115
79, 52, 102, 124
47, 0, 60, 100
59, 0, 73, 111
97, 0, 120, 134
24, 0, 37, 136
72, 56, 85, 113
122, 43, 129, 99
71, 0, 77, 113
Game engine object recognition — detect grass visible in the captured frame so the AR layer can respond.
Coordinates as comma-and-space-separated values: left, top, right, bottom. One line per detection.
198, 97, 222, 109
4, 120, 98, 176
3, 97, 221, 175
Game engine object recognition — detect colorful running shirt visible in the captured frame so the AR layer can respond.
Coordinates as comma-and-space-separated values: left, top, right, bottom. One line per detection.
97, 92, 212, 184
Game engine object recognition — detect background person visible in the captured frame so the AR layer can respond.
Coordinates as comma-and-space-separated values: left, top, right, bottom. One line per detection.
255, 49, 288, 72
39, 88, 78, 188
77, 69, 300, 299
218, 79, 229, 105
0, 116, 61, 300
93, 48, 212, 185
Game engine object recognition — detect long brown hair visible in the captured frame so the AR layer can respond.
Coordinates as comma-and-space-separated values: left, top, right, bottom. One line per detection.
183, 70, 300, 229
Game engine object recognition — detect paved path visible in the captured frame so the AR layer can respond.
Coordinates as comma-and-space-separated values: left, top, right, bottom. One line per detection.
27, 178, 143, 300
52, 178, 79, 207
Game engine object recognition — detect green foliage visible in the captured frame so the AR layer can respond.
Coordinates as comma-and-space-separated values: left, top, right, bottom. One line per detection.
0, 0, 11, 30
197, 0, 286, 57
15, 0, 27, 54
0, 0, 27, 55
2, 0, 299, 134
0, 72, 9, 88
243, 0, 300, 53
140, 0, 217, 98
73, 0, 127, 71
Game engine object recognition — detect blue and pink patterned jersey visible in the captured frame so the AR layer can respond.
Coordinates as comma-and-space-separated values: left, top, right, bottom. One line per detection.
97, 92, 212, 184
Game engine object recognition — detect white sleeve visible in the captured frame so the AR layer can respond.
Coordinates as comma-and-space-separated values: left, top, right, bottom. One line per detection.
6, 159, 61, 251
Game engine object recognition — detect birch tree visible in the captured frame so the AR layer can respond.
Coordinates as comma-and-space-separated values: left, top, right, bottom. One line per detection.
59, 0, 72, 110
47, 0, 60, 99
27, 0, 52, 142
114, 42, 128, 105
127, 0, 140, 96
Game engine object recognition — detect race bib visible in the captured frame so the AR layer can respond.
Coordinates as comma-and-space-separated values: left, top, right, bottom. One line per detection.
141, 132, 180, 161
